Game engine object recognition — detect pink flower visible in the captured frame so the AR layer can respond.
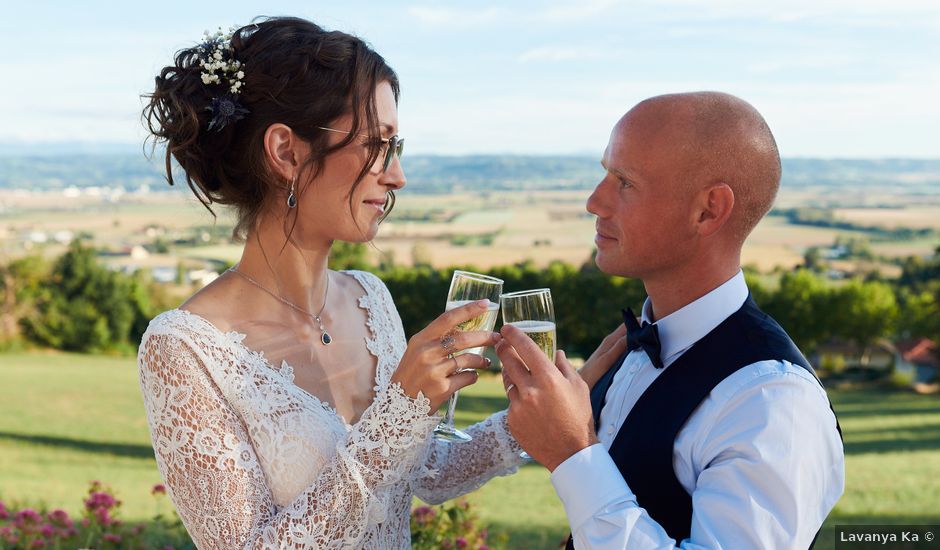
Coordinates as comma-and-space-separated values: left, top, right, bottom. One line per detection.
85, 491, 117, 511
15, 508, 42, 524
151, 483, 167, 496
40, 523, 55, 537
412, 505, 436, 526
93, 506, 113, 526
456, 536, 468, 548
81, 518, 90, 527
47, 509, 72, 527
0, 501, 8, 520
103, 533, 122, 544
30, 539, 47, 549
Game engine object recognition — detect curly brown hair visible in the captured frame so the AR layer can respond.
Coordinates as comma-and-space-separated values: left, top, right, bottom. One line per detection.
142, 16, 399, 240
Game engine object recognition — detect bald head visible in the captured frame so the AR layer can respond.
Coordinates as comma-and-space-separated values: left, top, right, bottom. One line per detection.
623, 92, 781, 243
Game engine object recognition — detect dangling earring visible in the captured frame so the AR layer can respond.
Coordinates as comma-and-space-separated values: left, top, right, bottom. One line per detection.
287, 175, 297, 209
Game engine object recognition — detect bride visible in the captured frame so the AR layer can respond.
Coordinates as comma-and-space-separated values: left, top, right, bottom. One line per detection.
138, 17, 526, 549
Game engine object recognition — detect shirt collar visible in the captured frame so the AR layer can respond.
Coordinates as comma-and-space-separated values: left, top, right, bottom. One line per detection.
640, 270, 749, 367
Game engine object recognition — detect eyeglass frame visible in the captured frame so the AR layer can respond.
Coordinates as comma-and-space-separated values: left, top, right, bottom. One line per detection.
316, 126, 404, 172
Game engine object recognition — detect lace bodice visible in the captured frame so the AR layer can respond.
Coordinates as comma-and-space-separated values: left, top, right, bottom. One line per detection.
137, 270, 525, 549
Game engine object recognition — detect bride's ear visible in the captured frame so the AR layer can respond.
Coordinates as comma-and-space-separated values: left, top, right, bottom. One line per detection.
263, 123, 303, 182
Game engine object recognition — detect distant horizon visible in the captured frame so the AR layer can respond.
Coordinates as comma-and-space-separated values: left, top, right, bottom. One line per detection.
1, 141, 939, 161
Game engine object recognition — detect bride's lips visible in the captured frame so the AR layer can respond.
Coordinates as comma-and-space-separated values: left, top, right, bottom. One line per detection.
363, 198, 386, 215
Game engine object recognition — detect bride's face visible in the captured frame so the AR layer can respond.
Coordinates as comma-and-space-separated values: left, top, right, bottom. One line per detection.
292, 81, 405, 246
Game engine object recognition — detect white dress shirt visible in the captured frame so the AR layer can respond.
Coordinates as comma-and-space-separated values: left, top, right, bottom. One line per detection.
551, 271, 845, 549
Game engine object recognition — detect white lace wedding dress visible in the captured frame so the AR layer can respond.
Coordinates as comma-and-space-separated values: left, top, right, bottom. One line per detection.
137, 270, 525, 549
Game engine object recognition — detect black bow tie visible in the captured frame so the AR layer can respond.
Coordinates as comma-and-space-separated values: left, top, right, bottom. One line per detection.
622, 308, 664, 369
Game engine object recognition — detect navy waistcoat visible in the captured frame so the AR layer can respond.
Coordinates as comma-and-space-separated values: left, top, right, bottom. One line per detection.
566, 295, 841, 549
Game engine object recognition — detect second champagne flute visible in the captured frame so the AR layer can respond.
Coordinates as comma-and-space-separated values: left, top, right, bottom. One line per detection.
435, 270, 503, 442
500, 288, 556, 461
499, 288, 557, 361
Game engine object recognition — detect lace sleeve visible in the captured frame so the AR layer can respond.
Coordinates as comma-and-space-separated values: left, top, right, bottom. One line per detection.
138, 329, 439, 550
413, 410, 527, 504
354, 271, 527, 504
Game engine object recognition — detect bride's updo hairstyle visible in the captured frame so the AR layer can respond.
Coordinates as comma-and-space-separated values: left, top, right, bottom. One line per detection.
143, 16, 399, 240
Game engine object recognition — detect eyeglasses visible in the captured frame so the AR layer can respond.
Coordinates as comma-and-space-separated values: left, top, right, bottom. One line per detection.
317, 126, 404, 172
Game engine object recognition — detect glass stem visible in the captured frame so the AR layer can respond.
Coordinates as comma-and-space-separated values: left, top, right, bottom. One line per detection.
442, 390, 460, 429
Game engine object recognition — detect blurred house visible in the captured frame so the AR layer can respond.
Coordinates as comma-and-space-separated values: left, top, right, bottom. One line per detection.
894, 338, 939, 385
812, 338, 895, 371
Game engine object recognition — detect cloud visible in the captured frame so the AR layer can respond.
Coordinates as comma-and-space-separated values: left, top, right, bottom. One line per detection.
637, 0, 940, 27
406, 6, 504, 26
539, 0, 622, 22
517, 46, 610, 63
745, 53, 861, 75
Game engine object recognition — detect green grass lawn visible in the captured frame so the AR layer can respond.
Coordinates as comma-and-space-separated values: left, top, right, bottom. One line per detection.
1, 352, 939, 549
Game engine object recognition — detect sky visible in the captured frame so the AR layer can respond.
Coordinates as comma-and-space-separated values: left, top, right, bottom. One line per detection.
1, 0, 938, 158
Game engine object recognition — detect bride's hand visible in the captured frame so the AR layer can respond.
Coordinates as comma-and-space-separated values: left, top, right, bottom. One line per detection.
578, 323, 627, 390
392, 300, 501, 412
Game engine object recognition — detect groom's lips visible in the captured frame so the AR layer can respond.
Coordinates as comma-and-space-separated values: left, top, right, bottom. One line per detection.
594, 226, 617, 245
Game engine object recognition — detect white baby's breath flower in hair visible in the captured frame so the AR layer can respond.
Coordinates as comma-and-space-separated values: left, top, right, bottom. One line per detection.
198, 24, 249, 131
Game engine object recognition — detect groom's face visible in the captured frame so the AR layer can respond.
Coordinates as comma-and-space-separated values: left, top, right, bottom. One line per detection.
586, 104, 697, 279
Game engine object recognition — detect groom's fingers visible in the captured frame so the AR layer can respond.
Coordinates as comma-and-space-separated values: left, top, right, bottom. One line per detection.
500, 324, 554, 376
495, 339, 529, 391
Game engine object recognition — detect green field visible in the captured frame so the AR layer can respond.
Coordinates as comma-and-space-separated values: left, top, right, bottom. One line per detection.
1, 352, 939, 549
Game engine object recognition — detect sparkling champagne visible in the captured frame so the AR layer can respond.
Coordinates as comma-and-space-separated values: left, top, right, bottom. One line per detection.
445, 300, 500, 355
509, 320, 557, 360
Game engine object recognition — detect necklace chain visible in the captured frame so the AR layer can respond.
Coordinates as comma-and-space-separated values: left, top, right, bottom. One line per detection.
228, 266, 334, 345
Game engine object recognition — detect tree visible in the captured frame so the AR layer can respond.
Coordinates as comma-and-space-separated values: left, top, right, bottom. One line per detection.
762, 269, 831, 352
828, 279, 899, 364
802, 247, 824, 272
0, 255, 49, 347
20, 240, 149, 352
329, 241, 372, 271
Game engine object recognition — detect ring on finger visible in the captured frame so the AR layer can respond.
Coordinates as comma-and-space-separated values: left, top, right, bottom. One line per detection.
448, 353, 461, 375
506, 383, 515, 394
440, 331, 458, 355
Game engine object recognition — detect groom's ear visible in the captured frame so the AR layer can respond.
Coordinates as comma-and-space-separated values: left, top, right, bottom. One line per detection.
692, 182, 734, 238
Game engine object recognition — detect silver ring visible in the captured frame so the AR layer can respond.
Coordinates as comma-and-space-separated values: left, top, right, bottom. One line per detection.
449, 354, 460, 375
440, 333, 457, 355
506, 383, 515, 394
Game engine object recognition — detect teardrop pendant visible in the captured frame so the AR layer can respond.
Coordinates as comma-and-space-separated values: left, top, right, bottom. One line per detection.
287, 192, 297, 209
321, 331, 332, 345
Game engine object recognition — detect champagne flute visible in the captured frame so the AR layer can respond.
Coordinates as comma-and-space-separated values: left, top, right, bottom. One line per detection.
500, 288, 556, 461
435, 270, 503, 442
500, 288, 556, 361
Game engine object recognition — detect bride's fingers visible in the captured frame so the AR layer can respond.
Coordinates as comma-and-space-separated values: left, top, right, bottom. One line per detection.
426, 299, 492, 333
434, 352, 491, 376
597, 323, 627, 355
447, 369, 480, 394
446, 330, 500, 355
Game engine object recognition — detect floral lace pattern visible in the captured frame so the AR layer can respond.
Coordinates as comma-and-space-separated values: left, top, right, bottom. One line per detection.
138, 270, 525, 549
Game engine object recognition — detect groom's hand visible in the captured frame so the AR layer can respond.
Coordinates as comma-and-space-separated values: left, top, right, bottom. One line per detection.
497, 324, 597, 472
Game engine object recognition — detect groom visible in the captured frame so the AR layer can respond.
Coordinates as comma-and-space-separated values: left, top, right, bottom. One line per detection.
497, 92, 844, 548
